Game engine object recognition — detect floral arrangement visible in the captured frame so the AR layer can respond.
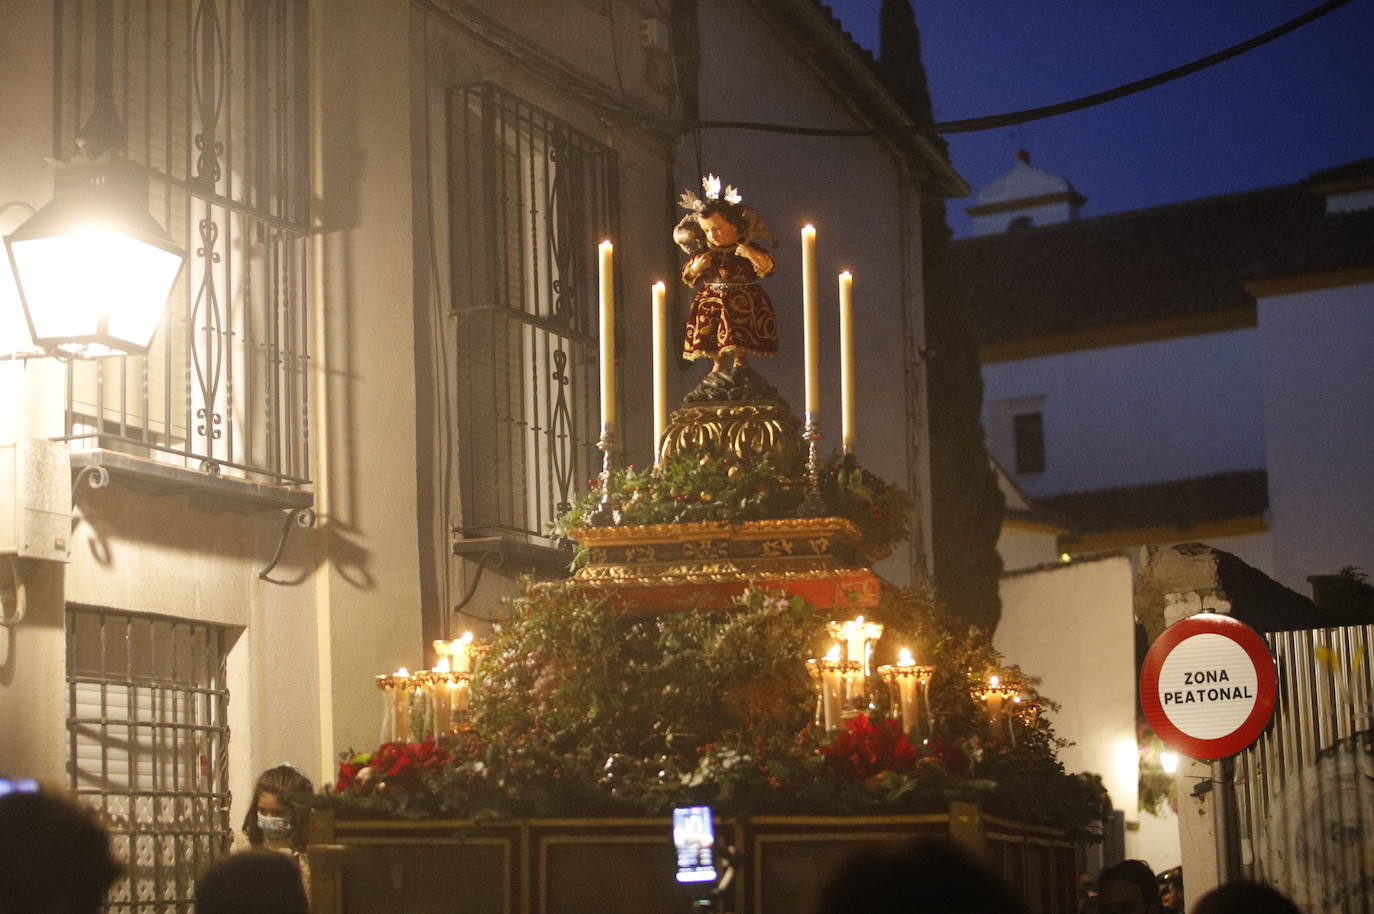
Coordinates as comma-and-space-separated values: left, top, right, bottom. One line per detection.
550, 451, 911, 565
311, 585, 1102, 833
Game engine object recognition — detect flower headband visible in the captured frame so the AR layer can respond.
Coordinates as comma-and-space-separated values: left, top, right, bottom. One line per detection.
678, 174, 742, 213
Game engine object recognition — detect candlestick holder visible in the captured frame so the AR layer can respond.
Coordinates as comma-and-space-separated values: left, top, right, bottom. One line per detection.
974, 676, 1019, 745
878, 658, 936, 741
826, 617, 883, 713
419, 668, 475, 738
590, 425, 620, 526
806, 655, 860, 732
375, 671, 417, 742
799, 414, 824, 517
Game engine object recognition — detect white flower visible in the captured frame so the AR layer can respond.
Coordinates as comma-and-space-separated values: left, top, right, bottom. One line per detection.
702, 174, 722, 200
724, 185, 742, 205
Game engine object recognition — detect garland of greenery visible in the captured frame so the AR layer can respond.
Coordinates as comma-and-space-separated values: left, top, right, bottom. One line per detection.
318, 585, 1101, 834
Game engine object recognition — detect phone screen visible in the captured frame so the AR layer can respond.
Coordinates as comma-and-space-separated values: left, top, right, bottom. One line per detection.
672, 805, 716, 884
0, 778, 39, 796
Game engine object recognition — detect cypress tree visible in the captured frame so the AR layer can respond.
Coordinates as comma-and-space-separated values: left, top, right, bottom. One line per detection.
880, 0, 1005, 631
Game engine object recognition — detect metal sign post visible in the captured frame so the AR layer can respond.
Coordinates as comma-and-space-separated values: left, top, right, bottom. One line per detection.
1141, 613, 1279, 884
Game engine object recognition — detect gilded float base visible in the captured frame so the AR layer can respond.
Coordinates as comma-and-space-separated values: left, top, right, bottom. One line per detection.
659, 400, 801, 465
548, 517, 880, 615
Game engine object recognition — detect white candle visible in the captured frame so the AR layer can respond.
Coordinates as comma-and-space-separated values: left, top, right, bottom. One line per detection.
431, 662, 452, 736
598, 240, 616, 432
829, 616, 884, 677
801, 225, 819, 416
838, 271, 855, 453
453, 676, 471, 721
451, 632, 474, 673
392, 668, 411, 741
894, 650, 919, 735
651, 281, 668, 459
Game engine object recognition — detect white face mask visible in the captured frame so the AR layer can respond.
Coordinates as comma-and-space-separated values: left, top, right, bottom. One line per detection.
257, 812, 292, 840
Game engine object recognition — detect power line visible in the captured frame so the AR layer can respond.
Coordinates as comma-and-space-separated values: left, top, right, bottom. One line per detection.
666, 0, 1358, 138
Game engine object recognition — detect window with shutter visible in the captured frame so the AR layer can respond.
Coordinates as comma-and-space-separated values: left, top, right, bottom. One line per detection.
67, 606, 232, 913
448, 83, 618, 539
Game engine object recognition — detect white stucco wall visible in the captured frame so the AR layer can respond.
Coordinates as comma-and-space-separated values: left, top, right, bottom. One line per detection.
971, 200, 1077, 236
1258, 281, 1374, 591
995, 555, 1170, 864
0, 0, 432, 833
996, 524, 1061, 572
311, 0, 425, 770
689, 0, 933, 585
982, 329, 1266, 498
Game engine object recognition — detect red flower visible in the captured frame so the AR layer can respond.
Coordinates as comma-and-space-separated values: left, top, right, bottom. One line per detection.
335, 741, 452, 796
818, 715, 920, 779
925, 736, 971, 776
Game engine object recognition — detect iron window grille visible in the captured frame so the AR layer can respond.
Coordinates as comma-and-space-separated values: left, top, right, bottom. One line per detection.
53, 0, 311, 485
67, 606, 232, 913
448, 82, 618, 540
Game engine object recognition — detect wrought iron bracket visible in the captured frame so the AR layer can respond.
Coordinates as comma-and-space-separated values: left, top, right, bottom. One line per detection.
72, 464, 111, 510
258, 506, 316, 583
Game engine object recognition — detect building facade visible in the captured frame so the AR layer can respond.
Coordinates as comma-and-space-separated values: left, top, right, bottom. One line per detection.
0, 1, 959, 908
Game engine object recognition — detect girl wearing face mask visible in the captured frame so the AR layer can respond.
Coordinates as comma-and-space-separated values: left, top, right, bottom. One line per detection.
241, 764, 313, 858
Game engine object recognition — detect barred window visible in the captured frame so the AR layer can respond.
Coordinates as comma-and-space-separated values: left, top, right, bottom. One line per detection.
448, 83, 618, 540
54, 0, 311, 485
67, 606, 232, 913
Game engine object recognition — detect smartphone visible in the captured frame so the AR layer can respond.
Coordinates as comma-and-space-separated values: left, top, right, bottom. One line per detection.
0, 777, 39, 796
672, 805, 717, 884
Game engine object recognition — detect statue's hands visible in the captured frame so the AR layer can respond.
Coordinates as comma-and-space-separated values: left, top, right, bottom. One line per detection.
733, 242, 772, 276
684, 252, 710, 282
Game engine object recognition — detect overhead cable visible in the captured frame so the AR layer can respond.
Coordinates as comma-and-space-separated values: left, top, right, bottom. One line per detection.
668, 0, 1358, 137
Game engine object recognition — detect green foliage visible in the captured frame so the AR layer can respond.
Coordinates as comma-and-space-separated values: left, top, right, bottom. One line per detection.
475, 584, 818, 765
551, 451, 912, 566
550, 453, 803, 547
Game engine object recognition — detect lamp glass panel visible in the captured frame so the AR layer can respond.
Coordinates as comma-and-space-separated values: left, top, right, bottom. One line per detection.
9, 227, 181, 351
102, 234, 181, 347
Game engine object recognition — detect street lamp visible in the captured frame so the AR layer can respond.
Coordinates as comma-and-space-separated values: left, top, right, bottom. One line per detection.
4, 159, 184, 357
1, 0, 184, 358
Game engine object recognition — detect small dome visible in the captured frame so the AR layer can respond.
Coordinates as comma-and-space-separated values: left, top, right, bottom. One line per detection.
975, 150, 1080, 208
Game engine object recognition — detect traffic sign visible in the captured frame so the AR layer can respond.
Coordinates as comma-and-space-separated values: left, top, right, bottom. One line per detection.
1140, 613, 1278, 760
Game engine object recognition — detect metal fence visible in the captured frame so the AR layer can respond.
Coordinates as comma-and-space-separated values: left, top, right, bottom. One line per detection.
1233, 623, 1374, 913
54, 0, 311, 485
67, 606, 233, 913
448, 81, 618, 540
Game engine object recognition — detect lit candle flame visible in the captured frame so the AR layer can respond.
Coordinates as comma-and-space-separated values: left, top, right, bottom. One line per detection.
825, 644, 841, 661
898, 648, 915, 666
989, 674, 1000, 688
395, 667, 409, 677
434, 657, 451, 673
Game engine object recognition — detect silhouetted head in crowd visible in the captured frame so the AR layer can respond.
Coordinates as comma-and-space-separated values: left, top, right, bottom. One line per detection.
195, 850, 308, 914
813, 839, 1027, 914
1156, 865, 1184, 911
1098, 859, 1165, 914
1191, 880, 1300, 914
0, 789, 123, 914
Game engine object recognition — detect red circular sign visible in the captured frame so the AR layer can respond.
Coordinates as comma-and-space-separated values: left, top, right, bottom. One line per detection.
1140, 613, 1278, 760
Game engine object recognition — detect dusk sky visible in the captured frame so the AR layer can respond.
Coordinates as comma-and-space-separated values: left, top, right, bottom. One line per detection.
825, 0, 1374, 236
